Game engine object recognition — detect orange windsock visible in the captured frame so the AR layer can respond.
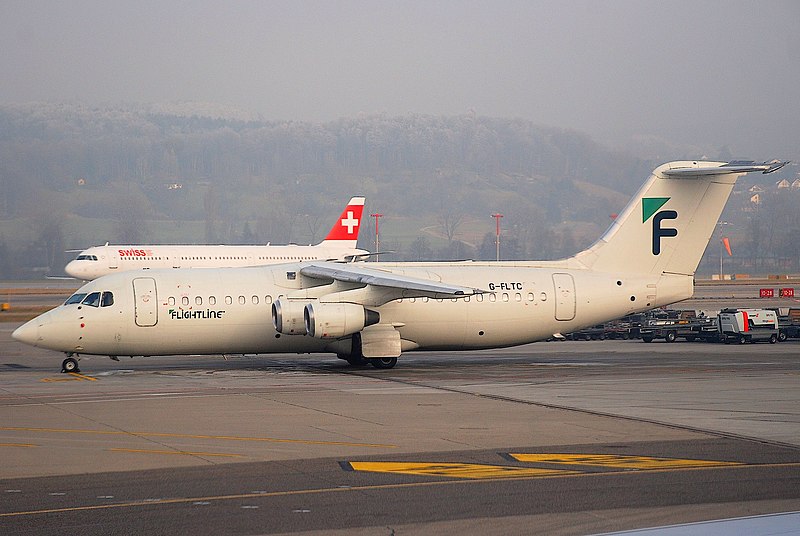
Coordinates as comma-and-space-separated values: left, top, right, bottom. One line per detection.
722, 237, 732, 256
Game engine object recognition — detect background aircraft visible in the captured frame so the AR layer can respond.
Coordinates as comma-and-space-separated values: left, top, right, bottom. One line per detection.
64, 197, 367, 280
13, 161, 785, 373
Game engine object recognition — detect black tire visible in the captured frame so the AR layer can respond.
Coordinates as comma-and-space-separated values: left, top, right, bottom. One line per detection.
665, 331, 677, 343
621, 332, 629, 340
738, 335, 747, 344
642, 336, 654, 343
370, 357, 397, 369
769, 334, 777, 344
778, 331, 788, 342
62, 357, 79, 373
685, 336, 696, 342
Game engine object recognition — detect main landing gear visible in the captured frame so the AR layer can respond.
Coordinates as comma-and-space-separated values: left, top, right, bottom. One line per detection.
338, 354, 399, 369
62, 354, 80, 373
369, 357, 398, 369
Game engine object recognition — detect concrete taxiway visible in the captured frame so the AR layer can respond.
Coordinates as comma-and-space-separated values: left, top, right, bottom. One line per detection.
1, 318, 799, 535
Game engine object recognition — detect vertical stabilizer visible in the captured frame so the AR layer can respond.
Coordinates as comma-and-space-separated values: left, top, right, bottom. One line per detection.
318, 196, 366, 249
573, 161, 785, 276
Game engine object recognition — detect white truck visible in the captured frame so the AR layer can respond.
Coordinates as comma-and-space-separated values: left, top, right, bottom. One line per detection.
718, 308, 779, 344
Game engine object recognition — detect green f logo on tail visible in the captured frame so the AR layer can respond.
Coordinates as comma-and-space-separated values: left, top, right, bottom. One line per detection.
643, 197, 677, 255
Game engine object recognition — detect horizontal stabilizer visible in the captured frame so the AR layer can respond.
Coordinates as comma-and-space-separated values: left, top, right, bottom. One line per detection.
662, 160, 786, 178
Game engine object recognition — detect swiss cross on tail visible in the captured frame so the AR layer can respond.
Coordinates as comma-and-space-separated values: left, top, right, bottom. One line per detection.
643, 197, 677, 255
324, 196, 366, 241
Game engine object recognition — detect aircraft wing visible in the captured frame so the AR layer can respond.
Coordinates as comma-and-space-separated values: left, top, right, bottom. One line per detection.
299, 262, 484, 299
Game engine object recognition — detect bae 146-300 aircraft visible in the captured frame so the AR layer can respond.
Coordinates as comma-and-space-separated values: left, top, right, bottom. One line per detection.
14, 160, 785, 373
63, 197, 368, 280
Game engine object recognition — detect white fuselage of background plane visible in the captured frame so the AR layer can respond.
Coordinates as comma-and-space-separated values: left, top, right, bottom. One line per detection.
64, 243, 369, 280
16, 261, 691, 357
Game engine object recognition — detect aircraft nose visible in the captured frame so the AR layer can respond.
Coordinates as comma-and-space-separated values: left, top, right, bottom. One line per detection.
12, 320, 40, 346
64, 261, 80, 279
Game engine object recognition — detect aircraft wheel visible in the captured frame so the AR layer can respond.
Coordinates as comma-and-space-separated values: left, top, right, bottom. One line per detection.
370, 357, 397, 369
665, 331, 677, 343
62, 357, 80, 373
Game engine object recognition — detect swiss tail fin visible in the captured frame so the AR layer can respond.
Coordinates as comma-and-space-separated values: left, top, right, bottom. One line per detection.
572, 160, 786, 276
318, 196, 366, 249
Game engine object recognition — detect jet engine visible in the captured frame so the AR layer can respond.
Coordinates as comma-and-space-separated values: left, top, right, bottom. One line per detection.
304, 302, 380, 339
272, 298, 309, 335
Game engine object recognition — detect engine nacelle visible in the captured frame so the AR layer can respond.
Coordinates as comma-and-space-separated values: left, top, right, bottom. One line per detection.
272, 298, 309, 335
304, 302, 380, 339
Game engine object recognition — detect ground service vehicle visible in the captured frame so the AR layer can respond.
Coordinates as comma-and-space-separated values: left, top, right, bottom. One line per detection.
718, 308, 778, 344
774, 308, 800, 342
639, 310, 719, 343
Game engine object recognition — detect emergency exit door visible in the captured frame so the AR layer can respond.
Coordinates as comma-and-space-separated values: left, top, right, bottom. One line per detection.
552, 273, 576, 321
133, 277, 158, 327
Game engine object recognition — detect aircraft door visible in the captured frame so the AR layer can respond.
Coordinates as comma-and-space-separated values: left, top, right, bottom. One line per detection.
552, 273, 576, 321
107, 245, 119, 270
172, 249, 181, 268
133, 277, 158, 327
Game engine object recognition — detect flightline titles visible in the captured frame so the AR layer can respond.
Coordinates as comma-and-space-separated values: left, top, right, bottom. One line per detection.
168, 309, 226, 320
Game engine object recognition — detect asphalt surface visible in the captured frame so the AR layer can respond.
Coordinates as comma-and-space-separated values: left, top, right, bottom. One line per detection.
1, 280, 799, 534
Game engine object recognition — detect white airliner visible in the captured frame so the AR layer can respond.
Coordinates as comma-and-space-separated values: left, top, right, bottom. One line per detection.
63, 197, 368, 280
14, 160, 785, 373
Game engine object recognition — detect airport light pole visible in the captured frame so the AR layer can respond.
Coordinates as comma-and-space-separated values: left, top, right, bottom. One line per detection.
371, 213, 383, 261
492, 213, 503, 261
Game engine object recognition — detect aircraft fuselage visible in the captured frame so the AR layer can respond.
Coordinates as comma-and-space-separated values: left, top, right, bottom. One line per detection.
17, 262, 692, 357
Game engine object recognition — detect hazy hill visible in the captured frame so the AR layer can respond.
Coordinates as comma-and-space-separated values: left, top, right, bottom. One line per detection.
0, 103, 796, 277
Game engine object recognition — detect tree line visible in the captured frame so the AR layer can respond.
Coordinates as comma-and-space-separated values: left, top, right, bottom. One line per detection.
0, 103, 796, 277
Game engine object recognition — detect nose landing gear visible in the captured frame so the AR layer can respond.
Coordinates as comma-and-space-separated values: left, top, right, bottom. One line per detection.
62, 354, 80, 373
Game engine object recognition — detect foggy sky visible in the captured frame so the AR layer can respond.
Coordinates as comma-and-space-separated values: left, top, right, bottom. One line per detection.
2, 0, 798, 159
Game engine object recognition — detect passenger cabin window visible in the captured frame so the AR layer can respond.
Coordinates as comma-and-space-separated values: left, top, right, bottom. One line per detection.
65, 293, 87, 305
225, 296, 233, 305
82, 292, 101, 307
195, 296, 203, 306
101, 292, 114, 307
182, 296, 189, 306
209, 296, 216, 306
168, 297, 176, 306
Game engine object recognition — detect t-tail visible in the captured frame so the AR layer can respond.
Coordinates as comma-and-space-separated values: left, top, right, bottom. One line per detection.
572, 160, 786, 277
318, 196, 366, 249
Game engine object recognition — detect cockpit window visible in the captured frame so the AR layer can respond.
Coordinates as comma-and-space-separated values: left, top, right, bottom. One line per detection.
81, 292, 101, 307
65, 293, 87, 305
101, 292, 114, 307
75, 254, 98, 261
